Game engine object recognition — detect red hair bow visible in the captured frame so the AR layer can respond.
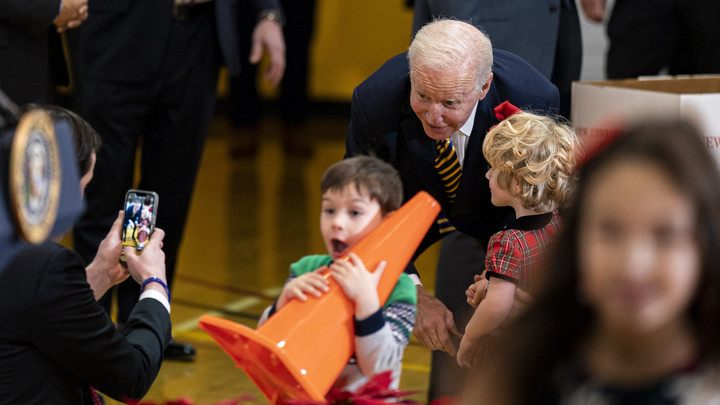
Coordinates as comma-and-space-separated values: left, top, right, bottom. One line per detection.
489, 100, 522, 132
493, 100, 522, 121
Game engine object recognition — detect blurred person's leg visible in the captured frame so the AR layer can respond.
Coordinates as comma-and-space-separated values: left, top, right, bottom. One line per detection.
606, 0, 675, 78
73, 78, 153, 315
279, 0, 316, 125
228, 0, 261, 158
140, 6, 220, 296
279, 0, 317, 154
550, 0, 582, 120
77, 5, 220, 361
670, 0, 720, 75
140, 6, 221, 361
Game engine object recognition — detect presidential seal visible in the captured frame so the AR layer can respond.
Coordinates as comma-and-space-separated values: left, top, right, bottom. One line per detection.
9, 110, 61, 243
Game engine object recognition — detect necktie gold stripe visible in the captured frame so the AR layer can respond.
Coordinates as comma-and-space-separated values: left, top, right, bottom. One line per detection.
439, 166, 461, 181
434, 139, 462, 206
439, 226, 456, 234
436, 213, 457, 234
436, 157, 459, 172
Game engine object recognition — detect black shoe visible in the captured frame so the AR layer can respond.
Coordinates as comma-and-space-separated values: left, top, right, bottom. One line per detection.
164, 339, 196, 362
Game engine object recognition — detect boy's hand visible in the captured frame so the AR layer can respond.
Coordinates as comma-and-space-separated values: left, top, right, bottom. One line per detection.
330, 253, 385, 320
276, 268, 329, 310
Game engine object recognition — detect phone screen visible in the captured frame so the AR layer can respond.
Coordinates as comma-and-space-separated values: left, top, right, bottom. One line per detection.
121, 189, 158, 261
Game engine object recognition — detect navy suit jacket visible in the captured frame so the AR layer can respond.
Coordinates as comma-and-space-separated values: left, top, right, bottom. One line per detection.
346, 49, 559, 268
0, 242, 171, 404
78, 0, 279, 83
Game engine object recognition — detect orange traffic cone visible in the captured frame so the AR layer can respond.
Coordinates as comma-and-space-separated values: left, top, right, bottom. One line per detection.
198, 191, 440, 403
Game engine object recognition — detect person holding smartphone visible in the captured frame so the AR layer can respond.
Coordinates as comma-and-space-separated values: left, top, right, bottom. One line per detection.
0, 105, 172, 404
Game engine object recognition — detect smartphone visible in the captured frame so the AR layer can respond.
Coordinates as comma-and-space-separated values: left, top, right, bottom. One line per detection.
120, 189, 159, 262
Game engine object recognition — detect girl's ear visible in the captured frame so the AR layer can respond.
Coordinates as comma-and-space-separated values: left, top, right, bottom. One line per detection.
511, 176, 523, 195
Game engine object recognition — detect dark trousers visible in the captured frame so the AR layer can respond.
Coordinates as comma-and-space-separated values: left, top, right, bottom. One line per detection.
428, 231, 486, 401
552, 0, 582, 119
229, 0, 316, 128
73, 8, 221, 322
607, 0, 720, 78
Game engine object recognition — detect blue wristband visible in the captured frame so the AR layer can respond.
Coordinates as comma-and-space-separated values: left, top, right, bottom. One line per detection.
141, 277, 171, 301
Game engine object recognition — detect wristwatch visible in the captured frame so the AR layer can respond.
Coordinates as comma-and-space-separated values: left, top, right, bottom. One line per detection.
257, 9, 285, 27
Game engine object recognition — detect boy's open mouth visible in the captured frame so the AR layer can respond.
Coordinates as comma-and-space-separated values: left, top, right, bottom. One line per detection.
332, 239, 348, 254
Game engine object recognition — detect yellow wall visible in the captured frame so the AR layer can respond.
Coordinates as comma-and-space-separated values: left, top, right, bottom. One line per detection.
308, 1, 414, 101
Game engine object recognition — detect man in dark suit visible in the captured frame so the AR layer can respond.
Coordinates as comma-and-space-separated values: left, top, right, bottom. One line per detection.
0, 0, 88, 105
0, 214, 171, 404
0, 104, 171, 404
345, 19, 558, 400
72, 0, 285, 361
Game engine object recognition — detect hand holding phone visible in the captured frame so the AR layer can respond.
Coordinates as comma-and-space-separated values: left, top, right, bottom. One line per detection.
120, 189, 158, 263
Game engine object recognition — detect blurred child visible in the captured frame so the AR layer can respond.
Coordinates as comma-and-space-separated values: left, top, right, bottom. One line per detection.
457, 112, 577, 367
469, 118, 720, 404
259, 155, 417, 391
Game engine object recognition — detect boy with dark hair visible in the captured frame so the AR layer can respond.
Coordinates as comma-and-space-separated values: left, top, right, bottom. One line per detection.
260, 155, 417, 391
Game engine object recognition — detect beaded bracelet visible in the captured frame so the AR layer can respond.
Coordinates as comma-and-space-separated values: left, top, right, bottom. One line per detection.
141, 277, 171, 301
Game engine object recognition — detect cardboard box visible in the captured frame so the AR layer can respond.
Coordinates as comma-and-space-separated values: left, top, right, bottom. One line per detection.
572, 76, 720, 162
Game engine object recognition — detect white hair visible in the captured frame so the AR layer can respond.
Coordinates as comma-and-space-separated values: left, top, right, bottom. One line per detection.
408, 19, 493, 92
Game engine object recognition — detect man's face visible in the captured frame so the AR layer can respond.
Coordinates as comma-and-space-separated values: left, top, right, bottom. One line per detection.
410, 64, 489, 141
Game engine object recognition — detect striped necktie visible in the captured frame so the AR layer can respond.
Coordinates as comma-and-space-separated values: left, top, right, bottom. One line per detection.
434, 139, 462, 204
434, 139, 461, 234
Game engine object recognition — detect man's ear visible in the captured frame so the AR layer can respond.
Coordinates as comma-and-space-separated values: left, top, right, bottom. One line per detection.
478, 73, 494, 101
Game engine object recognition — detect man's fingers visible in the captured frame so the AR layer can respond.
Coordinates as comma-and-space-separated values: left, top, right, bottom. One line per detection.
108, 211, 123, 237
414, 316, 456, 353
437, 328, 456, 355
446, 313, 463, 338
413, 315, 441, 351
123, 246, 138, 265
264, 55, 285, 86
249, 41, 262, 65
147, 228, 165, 248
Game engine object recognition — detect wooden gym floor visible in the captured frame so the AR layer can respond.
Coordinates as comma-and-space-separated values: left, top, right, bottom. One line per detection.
102, 112, 441, 404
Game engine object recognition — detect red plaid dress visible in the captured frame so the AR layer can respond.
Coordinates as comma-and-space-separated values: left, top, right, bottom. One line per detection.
484, 211, 561, 295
